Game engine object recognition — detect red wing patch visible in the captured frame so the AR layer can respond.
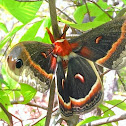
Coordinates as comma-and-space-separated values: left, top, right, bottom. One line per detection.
74, 74, 85, 83
80, 46, 92, 59
95, 36, 102, 44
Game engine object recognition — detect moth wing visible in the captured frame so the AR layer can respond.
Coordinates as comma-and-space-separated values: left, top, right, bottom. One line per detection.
70, 16, 126, 70
6, 41, 54, 92
56, 53, 103, 117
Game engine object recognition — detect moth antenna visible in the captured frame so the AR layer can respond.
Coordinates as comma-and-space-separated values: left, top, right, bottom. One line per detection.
46, 27, 55, 43
61, 24, 69, 39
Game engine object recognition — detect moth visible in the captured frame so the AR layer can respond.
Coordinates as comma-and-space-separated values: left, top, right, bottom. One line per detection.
5, 16, 126, 117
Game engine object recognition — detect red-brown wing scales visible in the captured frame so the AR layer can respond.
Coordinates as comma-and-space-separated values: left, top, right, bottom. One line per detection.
6, 16, 126, 117
6, 41, 54, 92
56, 53, 103, 117
70, 16, 126, 70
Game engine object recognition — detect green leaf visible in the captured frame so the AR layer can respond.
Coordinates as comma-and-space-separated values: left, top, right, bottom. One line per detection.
105, 99, 126, 111
34, 36, 43, 42
122, 0, 126, 4
89, 0, 111, 17
20, 83, 37, 104
41, 32, 51, 44
0, 91, 10, 106
37, 17, 52, 44
34, 118, 46, 126
74, 5, 87, 24
20, 20, 44, 41
42, 18, 52, 43
74, 1, 111, 24
20, 17, 51, 43
0, 107, 10, 124
0, 22, 8, 33
0, 0, 2, 5
97, 0, 110, 9
93, 12, 112, 22
99, 104, 115, 118
77, 116, 102, 126
58, 16, 106, 31
1, 64, 21, 100
15, 0, 40, 1
1, 0, 42, 24
0, 92, 10, 124
58, 16, 73, 24
69, 21, 105, 31
0, 78, 12, 91
0, 24, 24, 50
1, 65, 18, 89
0, 78, 8, 86
14, 91, 22, 100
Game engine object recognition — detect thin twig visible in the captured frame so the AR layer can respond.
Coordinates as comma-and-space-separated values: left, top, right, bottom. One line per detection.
58, 4, 81, 12
30, 107, 58, 126
46, 1, 76, 23
9, 112, 23, 126
56, 7, 77, 24
44, 0, 60, 125
83, 0, 92, 22
88, 0, 113, 19
45, 80, 55, 126
100, 69, 111, 77
0, 103, 13, 126
33, 99, 41, 116
117, 71, 126, 91
0, 89, 21, 91
0, 103, 23, 126
83, 112, 126, 126
102, 99, 126, 115
45, 0, 76, 23
11, 101, 48, 110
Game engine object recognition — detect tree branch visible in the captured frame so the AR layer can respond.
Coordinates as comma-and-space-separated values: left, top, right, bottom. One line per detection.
117, 71, 126, 91
115, 8, 126, 18
0, 103, 13, 126
44, 0, 61, 125
100, 69, 111, 77
48, 0, 60, 39
30, 107, 58, 126
83, 0, 92, 22
102, 99, 126, 115
56, 7, 77, 24
45, 80, 55, 126
88, 0, 113, 19
11, 101, 48, 110
83, 112, 126, 126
